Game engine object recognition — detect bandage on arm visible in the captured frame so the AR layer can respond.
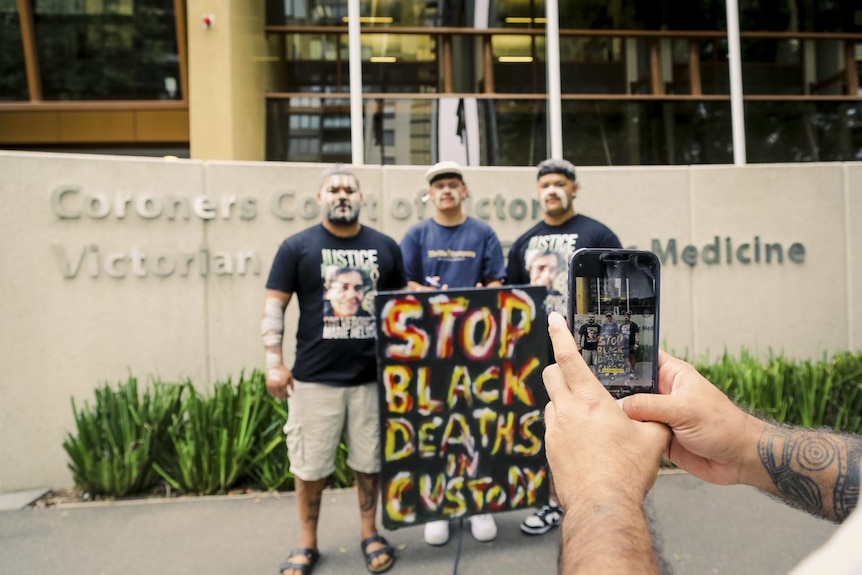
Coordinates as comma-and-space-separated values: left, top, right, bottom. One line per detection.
261, 290, 291, 380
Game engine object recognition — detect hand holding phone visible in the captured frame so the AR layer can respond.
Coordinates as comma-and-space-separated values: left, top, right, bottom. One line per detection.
568, 248, 660, 399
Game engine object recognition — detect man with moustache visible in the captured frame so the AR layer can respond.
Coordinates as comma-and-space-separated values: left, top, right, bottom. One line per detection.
507, 158, 621, 537
262, 164, 406, 575
399, 160, 505, 546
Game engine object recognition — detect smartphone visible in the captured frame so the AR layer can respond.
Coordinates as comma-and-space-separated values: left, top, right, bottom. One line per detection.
568, 248, 660, 398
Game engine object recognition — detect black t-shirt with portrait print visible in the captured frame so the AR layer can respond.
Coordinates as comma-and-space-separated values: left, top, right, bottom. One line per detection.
578, 321, 601, 351
507, 214, 622, 317
508, 214, 621, 365
266, 223, 406, 387
621, 321, 640, 351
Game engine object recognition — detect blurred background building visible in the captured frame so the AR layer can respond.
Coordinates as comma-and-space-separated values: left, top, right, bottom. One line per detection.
1, 0, 860, 166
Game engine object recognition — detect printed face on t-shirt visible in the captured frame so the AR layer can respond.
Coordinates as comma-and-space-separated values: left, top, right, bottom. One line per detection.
326, 269, 366, 317
527, 252, 559, 289
523, 234, 579, 296
320, 174, 362, 225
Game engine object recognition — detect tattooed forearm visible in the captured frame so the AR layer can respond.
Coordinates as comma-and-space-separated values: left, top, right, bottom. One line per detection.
835, 435, 862, 521
758, 426, 861, 522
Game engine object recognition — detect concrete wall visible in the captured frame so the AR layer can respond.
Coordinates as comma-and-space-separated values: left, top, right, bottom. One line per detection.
1, 150, 860, 492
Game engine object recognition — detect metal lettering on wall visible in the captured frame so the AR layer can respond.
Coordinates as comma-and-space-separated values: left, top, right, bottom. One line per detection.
48, 186, 806, 280
650, 238, 806, 266
50, 186, 264, 280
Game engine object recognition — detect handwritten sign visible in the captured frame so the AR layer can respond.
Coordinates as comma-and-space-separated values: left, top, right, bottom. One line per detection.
374, 286, 549, 529
597, 323, 626, 378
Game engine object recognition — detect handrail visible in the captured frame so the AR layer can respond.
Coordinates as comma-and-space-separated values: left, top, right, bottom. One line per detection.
264, 27, 861, 99
264, 92, 860, 102
810, 70, 846, 94
0, 101, 189, 111
265, 25, 862, 41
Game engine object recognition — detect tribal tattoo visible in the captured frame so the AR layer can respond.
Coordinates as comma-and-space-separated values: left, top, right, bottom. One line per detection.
758, 426, 861, 522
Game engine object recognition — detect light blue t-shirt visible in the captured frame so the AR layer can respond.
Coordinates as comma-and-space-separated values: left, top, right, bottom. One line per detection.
400, 217, 506, 288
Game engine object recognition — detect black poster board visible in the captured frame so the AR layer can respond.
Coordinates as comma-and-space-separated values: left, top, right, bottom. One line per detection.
597, 323, 627, 379
374, 286, 549, 529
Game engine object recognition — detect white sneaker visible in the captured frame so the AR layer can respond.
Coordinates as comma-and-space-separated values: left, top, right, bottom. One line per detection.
469, 513, 497, 542
424, 520, 450, 546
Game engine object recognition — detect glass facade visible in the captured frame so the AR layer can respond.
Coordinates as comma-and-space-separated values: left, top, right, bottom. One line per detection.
268, 32, 438, 94
264, 0, 862, 165
257, 3, 840, 34
746, 101, 862, 162
33, 0, 181, 101
0, 0, 187, 158
1, 1, 859, 164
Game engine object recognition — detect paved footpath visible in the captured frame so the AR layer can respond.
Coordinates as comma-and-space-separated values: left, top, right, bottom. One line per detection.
0, 472, 837, 575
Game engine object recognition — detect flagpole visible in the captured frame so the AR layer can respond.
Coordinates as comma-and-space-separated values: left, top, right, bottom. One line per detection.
348, 0, 364, 165
546, 0, 563, 158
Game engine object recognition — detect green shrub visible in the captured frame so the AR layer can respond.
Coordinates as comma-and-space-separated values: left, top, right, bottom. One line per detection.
63, 377, 184, 497
250, 396, 295, 491
153, 372, 271, 495
696, 351, 862, 433
65, 350, 862, 499
826, 352, 862, 431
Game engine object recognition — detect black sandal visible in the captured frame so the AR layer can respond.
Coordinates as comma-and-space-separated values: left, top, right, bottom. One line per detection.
278, 548, 320, 575
360, 535, 396, 574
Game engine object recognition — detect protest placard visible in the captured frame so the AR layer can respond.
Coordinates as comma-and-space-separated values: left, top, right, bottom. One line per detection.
374, 286, 549, 529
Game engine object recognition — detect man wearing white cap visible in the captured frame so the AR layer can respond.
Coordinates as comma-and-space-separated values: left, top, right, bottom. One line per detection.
400, 161, 505, 292
399, 160, 505, 546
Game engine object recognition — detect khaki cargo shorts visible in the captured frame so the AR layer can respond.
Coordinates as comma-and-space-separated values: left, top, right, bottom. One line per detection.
284, 380, 380, 481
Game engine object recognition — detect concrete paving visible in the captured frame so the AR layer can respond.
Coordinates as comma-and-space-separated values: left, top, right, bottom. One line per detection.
0, 472, 838, 575
0, 488, 48, 512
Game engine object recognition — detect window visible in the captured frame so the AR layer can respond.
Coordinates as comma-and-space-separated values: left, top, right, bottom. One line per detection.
263, 1, 862, 165
0, 0, 27, 100
33, 0, 181, 100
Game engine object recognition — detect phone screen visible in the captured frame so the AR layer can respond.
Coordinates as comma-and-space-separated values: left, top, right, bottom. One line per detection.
568, 249, 660, 398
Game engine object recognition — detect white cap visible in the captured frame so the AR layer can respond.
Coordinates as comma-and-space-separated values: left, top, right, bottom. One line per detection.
425, 161, 463, 184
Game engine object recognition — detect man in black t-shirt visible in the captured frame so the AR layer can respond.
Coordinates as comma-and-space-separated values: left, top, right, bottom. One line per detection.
577, 313, 600, 372
507, 158, 621, 537
262, 165, 406, 575
507, 159, 621, 321
620, 311, 641, 379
